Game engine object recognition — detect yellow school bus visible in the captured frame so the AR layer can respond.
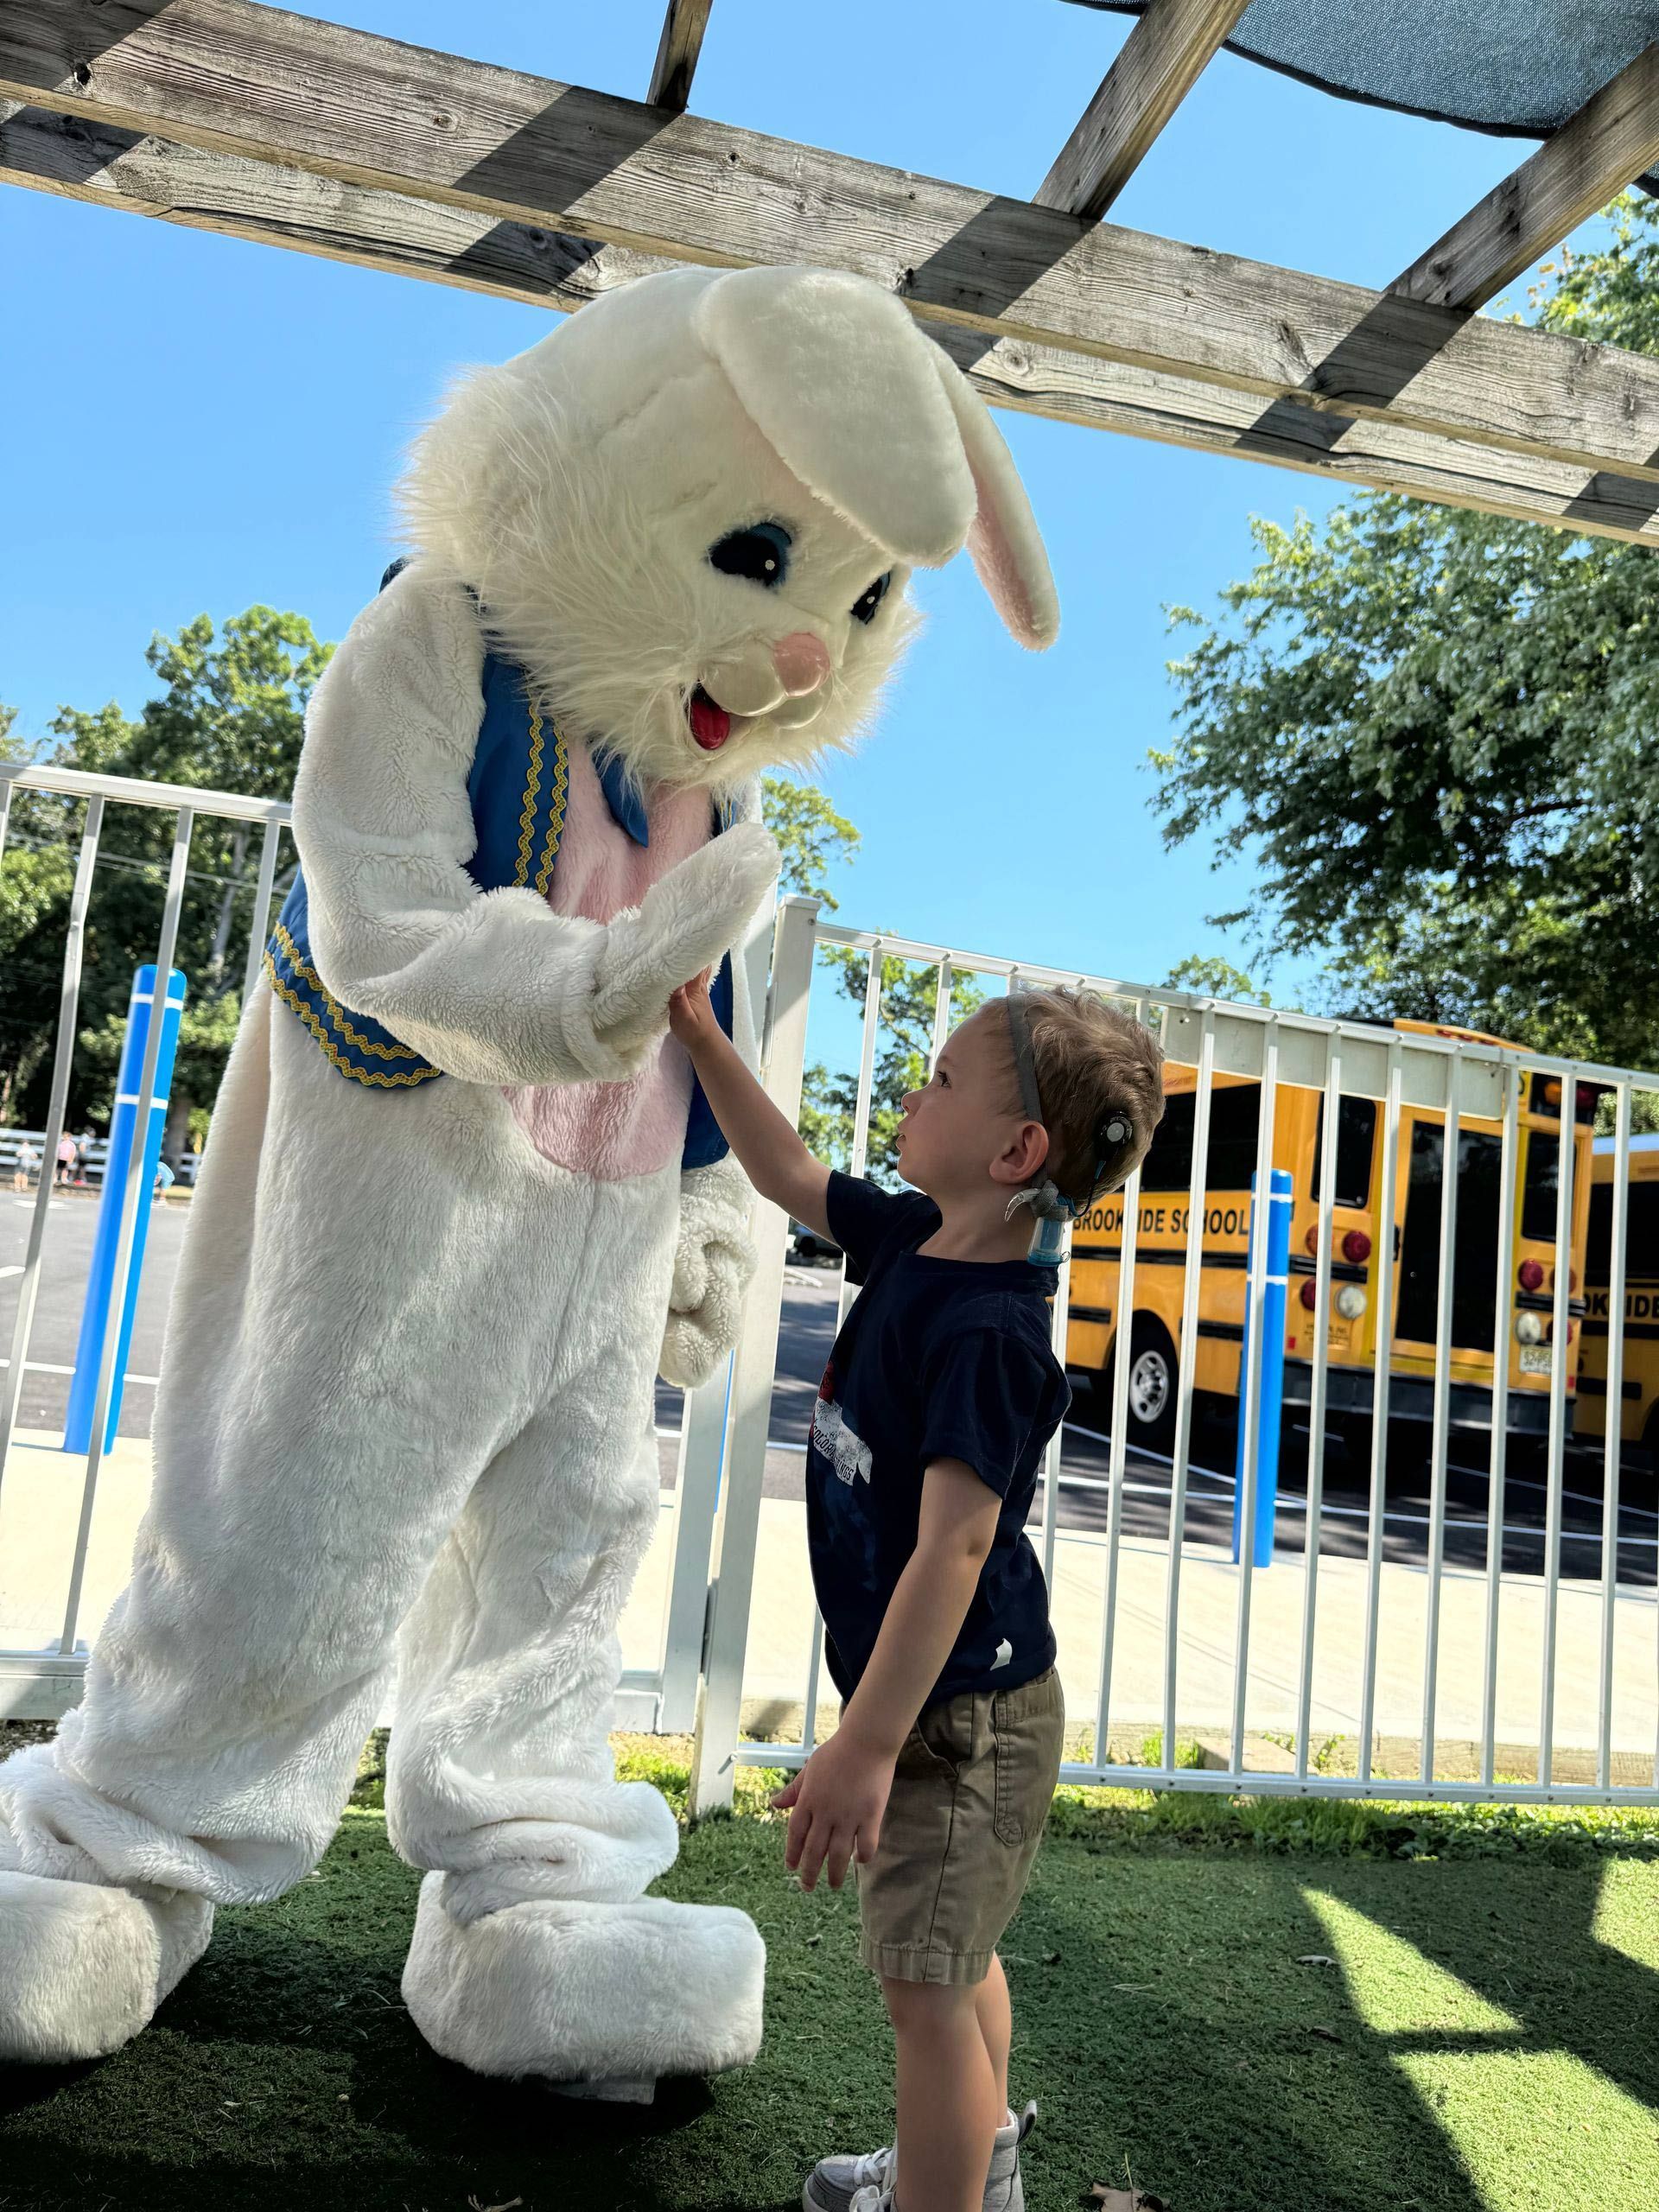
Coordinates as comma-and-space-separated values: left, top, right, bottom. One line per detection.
1065, 1020, 1597, 1453
1575, 1136, 1659, 1452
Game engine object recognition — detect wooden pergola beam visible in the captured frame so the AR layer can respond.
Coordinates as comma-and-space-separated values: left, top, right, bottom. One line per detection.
9, 100, 1657, 549
8, 1, 1659, 492
647, 0, 713, 114
1034, 0, 1249, 221
1393, 41, 1659, 310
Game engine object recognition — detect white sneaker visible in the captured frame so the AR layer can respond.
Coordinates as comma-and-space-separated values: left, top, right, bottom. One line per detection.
805, 2100, 1036, 2212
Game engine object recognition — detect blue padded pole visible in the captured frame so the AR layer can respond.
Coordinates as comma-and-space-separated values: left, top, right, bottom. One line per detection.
1232, 1167, 1293, 1568
62, 965, 186, 1453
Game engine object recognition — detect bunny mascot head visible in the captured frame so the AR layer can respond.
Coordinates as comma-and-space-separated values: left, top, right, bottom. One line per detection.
402, 263, 1057, 793
0, 266, 1056, 2087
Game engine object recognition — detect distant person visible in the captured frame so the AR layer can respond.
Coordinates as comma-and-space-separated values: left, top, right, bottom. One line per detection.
671, 971, 1164, 2212
74, 1129, 95, 1185
55, 1133, 77, 1189
11, 1139, 39, 1193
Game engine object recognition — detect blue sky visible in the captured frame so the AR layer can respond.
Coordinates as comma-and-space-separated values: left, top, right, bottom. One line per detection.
0, 0, 1607, 1072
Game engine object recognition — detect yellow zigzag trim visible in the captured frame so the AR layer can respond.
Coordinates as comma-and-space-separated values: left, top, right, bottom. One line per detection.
535, 724, 569, 896
514, 704, 546, 886
264, 957, 441, 1088
270, 922, 425, 1062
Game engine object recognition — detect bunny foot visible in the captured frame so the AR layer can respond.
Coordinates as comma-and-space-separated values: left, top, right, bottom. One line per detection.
0, 1866, 213, 2064
401, 1872, 765, 2082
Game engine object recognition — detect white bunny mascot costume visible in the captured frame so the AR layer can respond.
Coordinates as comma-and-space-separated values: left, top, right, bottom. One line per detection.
0, 265, 1056, 2082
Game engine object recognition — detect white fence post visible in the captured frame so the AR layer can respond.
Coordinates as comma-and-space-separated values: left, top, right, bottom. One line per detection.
688, 894, 819, 1815
0, 795, 105, 1500
657, 1370, 731, 1734
656, 876, 779, 1735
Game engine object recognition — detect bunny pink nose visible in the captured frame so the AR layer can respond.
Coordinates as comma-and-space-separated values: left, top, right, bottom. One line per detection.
771, 631, 831, 696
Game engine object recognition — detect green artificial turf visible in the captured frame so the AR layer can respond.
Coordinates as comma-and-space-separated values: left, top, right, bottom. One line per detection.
2, 1747, 1656, 2212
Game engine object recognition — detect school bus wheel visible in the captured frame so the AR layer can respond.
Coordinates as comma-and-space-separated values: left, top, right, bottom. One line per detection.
1107, 1317, 1179, 1454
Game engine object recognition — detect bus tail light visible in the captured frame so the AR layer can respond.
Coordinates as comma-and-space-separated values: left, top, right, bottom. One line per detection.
1547, 1265, 1579, 1292
1299, 1278, 1317, 1311
1516, 1312, 1545, 1345
1304, 1224, 1319, 1255
1336, 1285, 1367, 1320
1342, 1229, 1372, 1263
1518, 1259, 1545, 1293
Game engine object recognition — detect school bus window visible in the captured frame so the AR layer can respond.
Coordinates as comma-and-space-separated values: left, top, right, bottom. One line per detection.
1311, 1096, 1378, 1208
1205, 1084, 1262, 1191
1398, 1123, 1503, 1350
1136, 1083, 1263, 1193
1522, 1130, 1559, 1242
1586, 1178, 1659, 1283
1140, 1090, 1195, 1192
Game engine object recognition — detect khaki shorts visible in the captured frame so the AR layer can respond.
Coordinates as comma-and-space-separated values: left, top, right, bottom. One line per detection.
851, 1664, 1065, 1986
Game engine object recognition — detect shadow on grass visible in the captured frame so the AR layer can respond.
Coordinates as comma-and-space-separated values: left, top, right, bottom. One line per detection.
1007, 1841, 1657, 2210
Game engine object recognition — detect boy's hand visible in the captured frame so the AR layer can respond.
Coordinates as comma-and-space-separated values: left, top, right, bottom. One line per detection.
668, 968, 718, 1052
769, 1727, 898, 1892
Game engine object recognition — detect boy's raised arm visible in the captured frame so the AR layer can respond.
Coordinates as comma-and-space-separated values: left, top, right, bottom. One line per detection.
670, 975, 833, 1239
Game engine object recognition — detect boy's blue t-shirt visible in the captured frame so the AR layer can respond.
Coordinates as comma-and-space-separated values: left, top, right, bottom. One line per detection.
807, 1170, 1070, 1709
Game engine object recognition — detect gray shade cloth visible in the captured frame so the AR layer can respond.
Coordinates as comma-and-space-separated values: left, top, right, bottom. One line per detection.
1063, 2, 1659, 193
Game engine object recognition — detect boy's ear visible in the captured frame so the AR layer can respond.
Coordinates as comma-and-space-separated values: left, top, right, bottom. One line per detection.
995, 1119, 1051, 1187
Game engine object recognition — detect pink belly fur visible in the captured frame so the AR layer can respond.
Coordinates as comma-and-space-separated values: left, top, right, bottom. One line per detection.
502, 738, 712, 1179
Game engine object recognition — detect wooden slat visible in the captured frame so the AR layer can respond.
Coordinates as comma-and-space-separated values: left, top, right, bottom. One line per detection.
1395, 42, 1659, 310
1034, 0, 1249, 220
647, 0, 712, 113
8, 2, 1659, 487
8, 100, 1659, 549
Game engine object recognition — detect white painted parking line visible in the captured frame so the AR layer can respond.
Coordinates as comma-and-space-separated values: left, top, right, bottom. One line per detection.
0, 1265, 22, 1280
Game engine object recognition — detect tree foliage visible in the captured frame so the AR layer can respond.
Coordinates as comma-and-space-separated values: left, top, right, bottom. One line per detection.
2, 609, 329, 1139
1164, 954, 1271, 1007
1153, 194, 1659, 1071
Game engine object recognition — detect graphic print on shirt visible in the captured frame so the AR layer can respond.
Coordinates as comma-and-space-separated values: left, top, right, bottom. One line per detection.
810, 1358, 872, 1485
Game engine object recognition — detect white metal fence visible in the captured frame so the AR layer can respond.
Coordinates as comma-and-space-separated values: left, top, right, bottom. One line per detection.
685, 895, 1659, 1813
3, 766, 1656, 1810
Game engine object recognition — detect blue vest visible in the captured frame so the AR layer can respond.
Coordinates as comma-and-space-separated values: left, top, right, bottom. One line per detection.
265, 570, 736, 1170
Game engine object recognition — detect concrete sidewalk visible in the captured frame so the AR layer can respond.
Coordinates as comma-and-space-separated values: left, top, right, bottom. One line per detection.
3, 1431, 1654, 1782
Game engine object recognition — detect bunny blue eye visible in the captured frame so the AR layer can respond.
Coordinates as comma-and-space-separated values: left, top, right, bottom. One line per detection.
851, 571, 893, 625
709, 522, 791, 588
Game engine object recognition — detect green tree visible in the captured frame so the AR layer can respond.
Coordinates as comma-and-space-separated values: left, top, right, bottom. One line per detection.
1163, 954, 1271, 1007
2, 609, 329, 1147
760, 775, 860, 908
1152, 194, 1659, 1072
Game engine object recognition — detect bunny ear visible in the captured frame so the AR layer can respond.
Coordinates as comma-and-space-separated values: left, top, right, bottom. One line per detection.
693, 265, 976, 565
693, 263, 1058, 647
926, 346, 1059, 652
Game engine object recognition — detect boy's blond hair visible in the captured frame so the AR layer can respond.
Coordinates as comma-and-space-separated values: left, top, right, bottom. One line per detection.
998, 987, 1165, 1210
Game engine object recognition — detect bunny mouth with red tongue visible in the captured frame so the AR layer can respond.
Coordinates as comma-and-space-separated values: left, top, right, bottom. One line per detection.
688, 684, 734, 752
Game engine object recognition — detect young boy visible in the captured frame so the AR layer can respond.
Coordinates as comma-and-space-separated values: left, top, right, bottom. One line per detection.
668, 975, 1164, 2212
